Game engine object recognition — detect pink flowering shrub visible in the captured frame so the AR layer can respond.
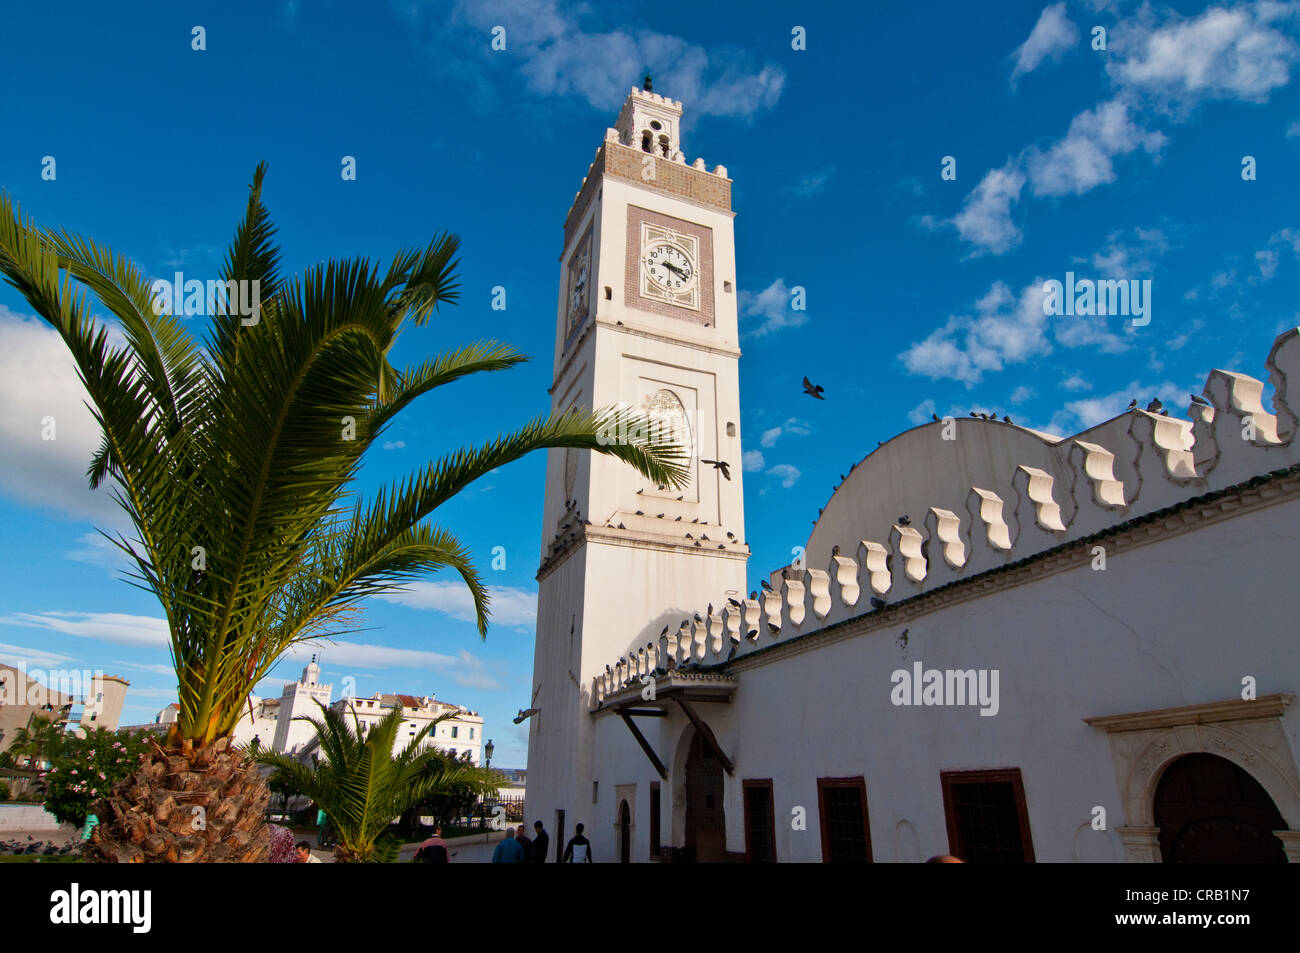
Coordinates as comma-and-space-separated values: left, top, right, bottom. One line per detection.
41, 727, 151, 826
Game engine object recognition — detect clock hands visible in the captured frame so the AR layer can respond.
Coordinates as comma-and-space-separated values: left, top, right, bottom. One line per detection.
662, 260, 690, 280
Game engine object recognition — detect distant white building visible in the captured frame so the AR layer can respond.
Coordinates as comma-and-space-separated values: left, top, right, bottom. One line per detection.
209, 659, 485, 765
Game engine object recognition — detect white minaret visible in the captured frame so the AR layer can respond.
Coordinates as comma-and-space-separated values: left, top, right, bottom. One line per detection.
272, 656, 332, 755
526, 80, 748, 834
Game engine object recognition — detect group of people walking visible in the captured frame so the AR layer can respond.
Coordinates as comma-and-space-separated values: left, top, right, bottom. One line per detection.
490, 820, 593, 863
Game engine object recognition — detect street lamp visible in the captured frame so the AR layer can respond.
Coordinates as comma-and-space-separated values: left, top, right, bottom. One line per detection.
484, 739, 494, 768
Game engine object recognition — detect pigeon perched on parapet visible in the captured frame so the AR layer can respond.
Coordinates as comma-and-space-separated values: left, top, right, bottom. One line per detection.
675, 516, 683, 521
685, 533, 693, 539
701, 458, 732, 481
728, 597, 743, 609
1146, 398, 1163, 412
677, 495, 684, 501
1003, 415, 1012, 424
726, 531, 736, 539
768, 623, 780, 633
760, 579, 773, 591
695, 612, 703, 623
701, 534, 710, 541
635, 510, 644, 516
746, 629, 758, 639
1191, 394, 1209, 406
618, 523, 626, 529
636, 488, 643, 494
898, 515, 911, 526
660, 625, 670, 637
749, 590, 757, 600
1160, 410, 1169, 416
707, 603, 713, 615
802, 376, 825, 399
1127, 398, 1137, 409
870, 597, 886, 610
657, 513, 664, 518
970, 411, 978, 418
931, 413, 940, 422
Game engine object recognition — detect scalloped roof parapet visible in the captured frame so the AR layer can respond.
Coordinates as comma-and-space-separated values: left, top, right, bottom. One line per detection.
587, 327, 1300, 700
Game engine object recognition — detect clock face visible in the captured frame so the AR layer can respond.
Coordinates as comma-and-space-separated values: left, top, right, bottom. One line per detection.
566, 230, 592, 333
643, 242, 696, 293
569, 263, 588, 312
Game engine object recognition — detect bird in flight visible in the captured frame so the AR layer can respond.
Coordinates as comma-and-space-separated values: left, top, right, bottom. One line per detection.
802, 376, 826, 400
701, 459, 732, 481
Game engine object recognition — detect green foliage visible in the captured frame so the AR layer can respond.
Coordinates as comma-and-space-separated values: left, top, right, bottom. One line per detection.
0, 781, 10, 801
258, 703, 500, 862
0, 167, 689, 748
40, 729, 151, 827
7, 716, 66, 769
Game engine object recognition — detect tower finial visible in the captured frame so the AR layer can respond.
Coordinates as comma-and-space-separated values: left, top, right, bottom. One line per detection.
643, 73, 652, 92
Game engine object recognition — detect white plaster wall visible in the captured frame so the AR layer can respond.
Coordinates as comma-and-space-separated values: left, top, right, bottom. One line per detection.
584, 498, 1300, 862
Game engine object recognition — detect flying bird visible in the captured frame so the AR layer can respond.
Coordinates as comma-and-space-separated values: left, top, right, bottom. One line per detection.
701, 459, 732, 480
802, 376, 825, 399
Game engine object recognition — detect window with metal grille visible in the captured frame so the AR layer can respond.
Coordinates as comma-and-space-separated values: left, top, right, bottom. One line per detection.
940, 768, 1034, 863
816, 777, 872, 862
743, 780, 776, 863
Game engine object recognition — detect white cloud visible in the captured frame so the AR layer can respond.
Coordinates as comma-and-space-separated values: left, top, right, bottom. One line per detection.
1009, 385, 1035, 404
900, 281, 1051, 385
0, 642, 77, 671
952, 164, 1025, 256
907, 399, 938, 425
758, 417, 811, 448
0, 611, 170, 649
1026, 99, 1166, 197
377, 581, 538, 628
742, 449, 766, 472
1050, 379, 1189, 432
1110, 6, 1298, 106
381, 440, 406, 450
1060, 374, 1092, 392
407, 0, 785, 120
112, 659, 176, 677
766, 463, 801, 489
790, 167, 834, 197
739, 278, 808, 336
65, 531, 140, 573
1083, 227, 1169, 276
283, 640, 458, 671
1288, 120, 1300, 136
1011, 3, 1078, 84
0, 308, 126, 524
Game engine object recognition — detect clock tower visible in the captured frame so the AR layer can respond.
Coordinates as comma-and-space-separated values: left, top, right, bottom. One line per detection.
525, 83, 749, 838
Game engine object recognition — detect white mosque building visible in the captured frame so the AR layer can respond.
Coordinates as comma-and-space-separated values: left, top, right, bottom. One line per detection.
523, 82, 1300, 864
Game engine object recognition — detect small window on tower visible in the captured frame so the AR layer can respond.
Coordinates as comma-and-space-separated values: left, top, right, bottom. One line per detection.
659, 135, 670, 157
724, 280, 733, 293
650, 120, 662, 131
604, 286, 612, 301
641, 131, 652, 153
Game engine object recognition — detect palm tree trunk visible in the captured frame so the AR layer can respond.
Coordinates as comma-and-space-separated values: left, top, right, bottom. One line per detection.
86, 737, 270, 862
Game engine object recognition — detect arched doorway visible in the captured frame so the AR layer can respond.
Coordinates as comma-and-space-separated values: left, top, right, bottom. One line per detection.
683, 729, 725, 862
618, 800, 631, 863
1154, 754, 1286, 862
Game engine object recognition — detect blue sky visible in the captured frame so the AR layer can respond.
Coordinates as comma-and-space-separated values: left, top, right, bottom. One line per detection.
1, 0, 1297, 766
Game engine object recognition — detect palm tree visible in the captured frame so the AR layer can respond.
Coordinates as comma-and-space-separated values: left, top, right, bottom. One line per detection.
259, 703, 499, 862
9, 715, 65, 770
0, 165, 687, 862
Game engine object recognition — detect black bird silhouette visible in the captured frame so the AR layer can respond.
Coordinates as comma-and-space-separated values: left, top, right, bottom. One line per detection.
635, 510, 644, 516
675, 515, 682, 521
839, 474, 846, 482
707, 603, 713, 615
700, 534, 710, 541
970, 411, 979, 418
685, 533, 693, 539
802, 376, 826, 399
692, 518, 699, 523
760, 579, 773, 592
768, 623, 780, 633
657, 513, 664, 518
636, 488, 643, 494
870, 597, 886, 610
726, 531, 736, 539
1127, 398, 1138, 409
676, 495, 684, 501
1146, 398, 1163, 412
728, 597, 743, 609
1003, 415, 1012, 424
695, 540, 702, 547
617, 523, 626, 529
694, 612, 703, 623
749, 590, 758, 600
718, 543, 726, 549
660, 624, 670, 637
701, 458, 732, 480
1160, 409, 1169, 416
931, 413, 940, 422
1190, 393, 1209, 406
831, 544, 840, 556
898, 515, 911, 526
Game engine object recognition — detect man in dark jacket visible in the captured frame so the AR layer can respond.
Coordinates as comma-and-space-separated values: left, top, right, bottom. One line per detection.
515, 826, 534, 863
562, 822, 593, 863
530, 820, 550, 863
